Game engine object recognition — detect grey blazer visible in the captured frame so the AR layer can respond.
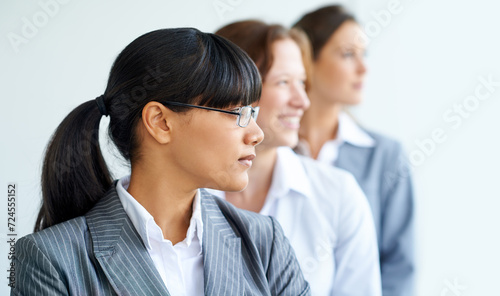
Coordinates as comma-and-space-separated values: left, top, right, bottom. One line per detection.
335, 131, 415, 296
11, 187, 310, 296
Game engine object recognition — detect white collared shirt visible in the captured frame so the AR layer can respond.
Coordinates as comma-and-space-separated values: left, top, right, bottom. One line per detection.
316, 112, 375, 164
209, 147, 381, 296
116, 176, 204, 296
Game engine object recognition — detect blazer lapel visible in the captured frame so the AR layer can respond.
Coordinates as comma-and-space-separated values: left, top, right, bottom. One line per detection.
336, 142, 372, 180
86, 188, 170, 296
200, 190, 242, 295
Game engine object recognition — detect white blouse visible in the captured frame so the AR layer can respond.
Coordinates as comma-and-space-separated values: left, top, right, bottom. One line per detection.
209, 147, 381, 296
116, 176, 204, 296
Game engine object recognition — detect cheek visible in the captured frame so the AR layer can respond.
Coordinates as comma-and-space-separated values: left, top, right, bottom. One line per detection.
200, 131, 237, 162
256, 105, 283, 130
259, 88, 286, 109
256, 91, 283, 127
176, 124, 228, 169
256, 102, 289, 144
201, 149, 249, 192
321, 65, 353, 96
198, 129, 248, 188
256, 111, 277, 147
329, 62, 348, 83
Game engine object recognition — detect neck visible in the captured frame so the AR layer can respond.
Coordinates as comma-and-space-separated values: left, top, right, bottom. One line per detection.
299, 91, 343, 159
225, 146, 277, 213
127, 159, 196, 245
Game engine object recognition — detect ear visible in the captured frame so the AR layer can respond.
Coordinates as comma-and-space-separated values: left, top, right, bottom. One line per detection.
141, 101, 173, 144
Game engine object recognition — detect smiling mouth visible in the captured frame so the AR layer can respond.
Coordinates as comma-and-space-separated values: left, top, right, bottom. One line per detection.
279, 116, 301, 129
238, 154, 255, 168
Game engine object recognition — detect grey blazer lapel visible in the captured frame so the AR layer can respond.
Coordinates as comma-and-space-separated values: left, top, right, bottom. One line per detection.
200, 189, 242, 295
336, 142, 372, 179
86, 188, 170, 296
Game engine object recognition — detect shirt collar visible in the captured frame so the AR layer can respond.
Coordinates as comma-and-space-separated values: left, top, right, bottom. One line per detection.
116, 175, 203, 253
268, 147, 313, 200
185, 190, 203, 250
337, 112, 375, 147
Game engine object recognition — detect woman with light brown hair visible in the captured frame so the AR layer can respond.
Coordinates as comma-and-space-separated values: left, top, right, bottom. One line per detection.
212, 20, 382, 296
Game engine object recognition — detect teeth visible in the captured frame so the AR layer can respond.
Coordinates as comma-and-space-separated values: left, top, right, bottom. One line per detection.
281, 117, 300, 125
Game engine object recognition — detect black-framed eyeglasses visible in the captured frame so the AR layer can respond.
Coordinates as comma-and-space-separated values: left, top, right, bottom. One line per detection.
160, 101, 259, 128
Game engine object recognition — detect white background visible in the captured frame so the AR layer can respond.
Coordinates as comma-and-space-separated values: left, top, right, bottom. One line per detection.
1, 0, 499, 295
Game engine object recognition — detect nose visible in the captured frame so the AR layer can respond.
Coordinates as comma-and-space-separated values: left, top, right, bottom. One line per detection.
290, 81, 311, 111
357, 56, 367, 75
244, 117, 264, 146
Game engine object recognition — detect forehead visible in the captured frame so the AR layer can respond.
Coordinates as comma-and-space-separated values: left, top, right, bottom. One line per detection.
326, 21, 366, 50
267, 38, 305, 75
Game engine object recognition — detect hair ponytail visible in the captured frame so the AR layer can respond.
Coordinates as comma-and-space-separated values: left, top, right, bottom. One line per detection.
35, 99, 112, 231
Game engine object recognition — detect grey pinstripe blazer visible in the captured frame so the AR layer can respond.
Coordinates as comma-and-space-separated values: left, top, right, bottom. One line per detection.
11, 188, 310, 296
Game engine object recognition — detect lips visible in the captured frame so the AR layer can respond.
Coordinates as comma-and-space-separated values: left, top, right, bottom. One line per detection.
238, 154, 255, 168
278, 115, 301, 129
353, 82, 363, 90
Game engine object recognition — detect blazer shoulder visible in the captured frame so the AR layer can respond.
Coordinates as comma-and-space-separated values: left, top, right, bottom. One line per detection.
15, 216, 90, 276
353, 129, 409, 178
362, 129, 414, 196
16, 216, 90, 266
363, 129, 404, 154
19, 216, 88, 247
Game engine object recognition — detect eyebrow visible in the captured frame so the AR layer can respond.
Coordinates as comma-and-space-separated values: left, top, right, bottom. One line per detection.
335, 44, 365, 49
266, 71, 306, 78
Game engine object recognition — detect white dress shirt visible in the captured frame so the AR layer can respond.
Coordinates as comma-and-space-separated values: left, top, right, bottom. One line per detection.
116, 176, 204, 296
316, 112, 375, 164
209, 147, 381, 296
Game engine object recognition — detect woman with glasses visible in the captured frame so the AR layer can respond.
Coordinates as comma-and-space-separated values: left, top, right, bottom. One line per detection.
212, 20, 381, 296
294, 5, 415, 296
12, 28, 310, 295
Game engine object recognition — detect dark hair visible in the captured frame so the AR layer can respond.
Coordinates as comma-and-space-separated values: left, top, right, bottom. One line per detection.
293, 5, 355, 60
215, 20, 312, 89
35, 28, 262, 232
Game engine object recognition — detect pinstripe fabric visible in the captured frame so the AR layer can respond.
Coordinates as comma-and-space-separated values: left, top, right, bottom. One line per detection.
11, 187, 310, 295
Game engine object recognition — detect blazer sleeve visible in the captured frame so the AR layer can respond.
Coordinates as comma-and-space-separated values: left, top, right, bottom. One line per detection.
380, 143, 415, 296
266, 217, 311, 296
11, 236, 68, 296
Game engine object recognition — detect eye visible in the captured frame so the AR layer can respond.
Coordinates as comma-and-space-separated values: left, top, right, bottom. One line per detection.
299, 79, 306, 88
277, 79, 289, 86
229, 107, 242, 113
342, 51, 355, 58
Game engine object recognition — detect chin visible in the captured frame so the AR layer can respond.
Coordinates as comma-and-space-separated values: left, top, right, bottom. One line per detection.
202, 171, 248, 192
351, 93, 363, 104
343, 97, 362, 106
353, 97, 363, 104
218, 176, 249, 192
224, 182, 248, 192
